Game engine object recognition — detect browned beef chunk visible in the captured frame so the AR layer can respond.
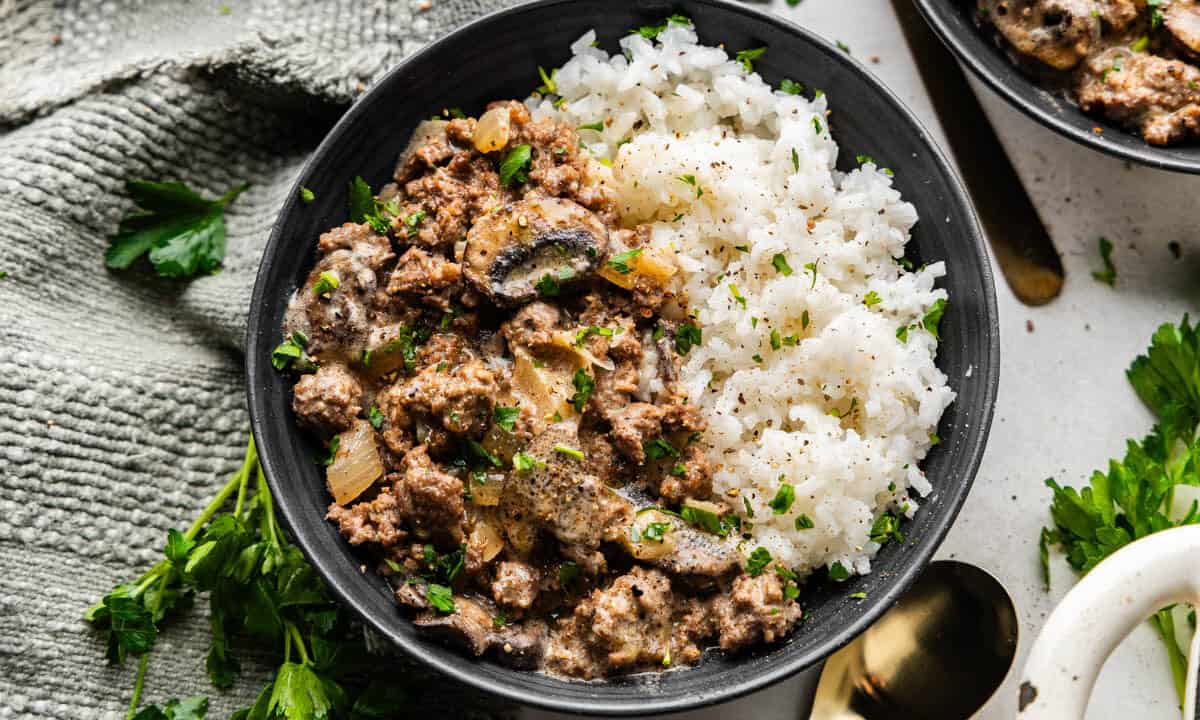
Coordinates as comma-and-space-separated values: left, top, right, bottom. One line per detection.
377, 355, 497, 439
326, 488, 405, 546
671, 598, 717, 666
287, 223, 394, 359
653, 443, 713, 504
978, 0, 1099, 70
500, 301, 563, 353
393, 445, 465, 545
386, 246, 463, 310
291, 363, 363, 435
608, 403, 664, 464
492, 560, 541, 610
714, 571, 803, 651
1077, 51, 1200, 145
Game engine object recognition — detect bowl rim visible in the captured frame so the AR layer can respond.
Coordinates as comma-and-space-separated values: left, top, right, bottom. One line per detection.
245, 0, 1000, 714
912, 0, 1200, 175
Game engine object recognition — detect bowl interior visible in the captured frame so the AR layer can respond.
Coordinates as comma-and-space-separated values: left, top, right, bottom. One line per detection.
914, 0, 1200, 174
246, 0, 999, 714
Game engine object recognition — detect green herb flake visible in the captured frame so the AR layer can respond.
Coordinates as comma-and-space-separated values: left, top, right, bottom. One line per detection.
569, 369, 594, 413
836, 40, 851, 53
1131, 35, 1150, 53
312, 271, 340, 296
828, 561, 850, 582
558, 561, 579, 589
769, 482, 796, 514
849, 591, 867, 600
922, 298, 947, 340
368, 406, 384, 430
676, 322, 702, 355
644, 437, 679, 461
578, 120, 605, 132
677, 173, 703, 198
812, 117, 823, 134
607, 248, 643, 274
772, 253, 794, 276
426, 583, 455, 614
804, 260, 819, 288
499, 144, 533, 187
735, 47, 767, 72
795, 514, 815, 530
513, 452, 544, 473
299, 187, 315, 204
770, 329, 782, 351
318, 436, 340, 467
856, 154, 874, 166
729, 283, 747, 309
404, 210, 427, 238
780, 78, 804, 95
1092, 237, 1117, 287
863, 290, 881, 307
745, 546, 772, 576
536, 66, 557, 95
869, 512, 904, 545
791, 148, 800, 173
554, 444, 585, 461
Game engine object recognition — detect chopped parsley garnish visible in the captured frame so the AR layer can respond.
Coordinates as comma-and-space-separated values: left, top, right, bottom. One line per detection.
857, 154, 874, 165
729, 283, 747, 309
105, 179, 248, 279
493, 405, 520, 432
922, 298, 947, 340
836, 40, 851, 53
499, 144, 533, 187
769, 482, 796, 514
426, 583, 455, 614
675, 322, 702, 355
743, 496, 755, 518
535, 266, 575, 297
493, 614, 507, 630
770, 329, 782, 350
368, 406, 384, 430
299, 187, 314, 203
634, 13, 691, 40
828, 561, 850, 582
745, 547, 772, 576
312, 271, 340, 296
644, 437, 679, 461
554, 443, 585, 461
467, 439, 502, 468
512, 452, 544, 473
780, 78, 804, 95
680, 504, 733, 537
802, 309, 811, 330
670, 463, 687, 477
812, 117, 823, 134
1131, 35, 1149, 53
863, 290, 881, 307
569, 369, 594, 413
536, 66, 557, 94
804, 260, 819, 288
318, 436, 340, 466
403, 210, 426, 238
607, 248, 643, 274
1150, 0, 1165, 28
558, 561, 579, 588
578, 120, 605, 132
896, 325, 910, 343
735, 47, 766, 72
752, 353, 764, 364
575, 325, 615, 346
791, 148, 800, 172
1092, 237, 1117, 287
870, 512, 904, 545
271, 331, 316, 372
348, 175, 380, 226
677, 173, 703, 198
640, 521, 672, 543
772, 253, 794, 276
849, 591, 867, 600
795, 514, 815, 530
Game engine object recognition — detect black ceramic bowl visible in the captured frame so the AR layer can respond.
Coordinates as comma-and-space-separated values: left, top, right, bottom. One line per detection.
914, 0, 1200, 174
246, 0, 999, 714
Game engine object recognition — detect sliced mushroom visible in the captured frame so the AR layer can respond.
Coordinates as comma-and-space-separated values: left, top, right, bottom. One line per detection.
463, 196, 609, 306
414, 595, 546, 669
980, 0, 1100, 70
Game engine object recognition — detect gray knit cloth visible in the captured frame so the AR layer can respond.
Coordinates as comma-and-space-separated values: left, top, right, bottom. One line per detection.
0, 1, 522, 717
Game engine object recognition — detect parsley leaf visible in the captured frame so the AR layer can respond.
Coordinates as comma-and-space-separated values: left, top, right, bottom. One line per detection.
347, 176, 377, 225
554, 444, 585, 461
607, 248, 643, 274
735, 47, 766, 72
922, 298, 947, 340
513, 452, 544, 473
569, 369, 594, 413
426, 584, 455, 614
494, 406, 520, 432
368, 406, 384, 430
106, 180, 247, 279
644, 438, 679, 460
780, 78, 804, 95
675, 323, 702, 355
869, 512, 904, 545
1092, 237, 1117, 287
677, 173, 703, 198
268, 661, 346, 719
772, 253, 793, 276
299, 187, 315, 204
863, 290, 881, 307
795, 514, 815, 530
499, 145, 533, 187
828, 561, 850, 581
578, 120, 605, 132
745, 547, 772, 576
769, 482, 795, 514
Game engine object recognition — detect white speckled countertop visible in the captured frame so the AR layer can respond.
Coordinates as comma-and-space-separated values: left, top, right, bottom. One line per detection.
531, 1, 1200, 718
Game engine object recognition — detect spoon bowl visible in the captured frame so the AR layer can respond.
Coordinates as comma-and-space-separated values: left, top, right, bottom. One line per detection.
811, 560, 1018, 720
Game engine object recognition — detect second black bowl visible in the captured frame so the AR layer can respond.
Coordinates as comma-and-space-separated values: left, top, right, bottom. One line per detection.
246, 0, 1000, 714
915, 0, 1200, 174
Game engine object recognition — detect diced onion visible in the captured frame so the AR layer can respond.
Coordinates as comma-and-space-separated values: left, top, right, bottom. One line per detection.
470, 520, 506, 562
599, 249, 677, 290
473, 107, 511, 153
620, 509, 678, 561
326, 421, 384, 505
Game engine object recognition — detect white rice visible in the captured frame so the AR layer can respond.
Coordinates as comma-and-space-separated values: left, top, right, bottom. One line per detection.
529, 24, 954, 580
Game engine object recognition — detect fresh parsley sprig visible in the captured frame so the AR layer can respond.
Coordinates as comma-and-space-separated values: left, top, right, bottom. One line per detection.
1041, 316, 1200, 705
106, 180, 248, 279
86, 438, 409, 720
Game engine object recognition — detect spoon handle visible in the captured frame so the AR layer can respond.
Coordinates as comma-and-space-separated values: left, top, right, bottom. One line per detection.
1020, 524, 1200, 719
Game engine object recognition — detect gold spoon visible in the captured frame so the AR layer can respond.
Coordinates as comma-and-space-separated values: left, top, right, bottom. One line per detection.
809, 560, 1018, 720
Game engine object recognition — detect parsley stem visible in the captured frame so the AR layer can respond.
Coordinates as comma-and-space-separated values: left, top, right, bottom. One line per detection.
184, 438, 257, 542
256, 461, 286, 550
125, 652, 150, 720
285, 620, 309, 664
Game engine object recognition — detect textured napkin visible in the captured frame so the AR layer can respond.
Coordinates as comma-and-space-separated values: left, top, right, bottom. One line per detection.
0, 1, 522, 716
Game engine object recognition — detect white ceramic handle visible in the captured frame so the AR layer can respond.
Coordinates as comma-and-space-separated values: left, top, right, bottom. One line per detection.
1020, 524, 1200, 719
